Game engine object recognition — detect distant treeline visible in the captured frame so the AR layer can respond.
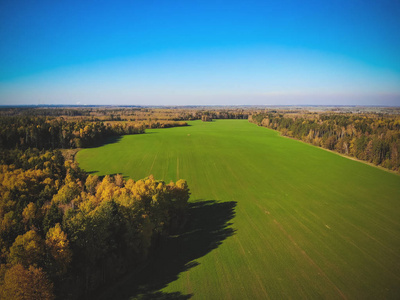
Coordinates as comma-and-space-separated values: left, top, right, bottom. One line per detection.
250, 112, 400, 172
0, 107, 93, 117
0, 107, 249, 122
0, 116, 145, 149
0, 148, 190, 299
173, 110, 249, 121
146, 120, 189, 129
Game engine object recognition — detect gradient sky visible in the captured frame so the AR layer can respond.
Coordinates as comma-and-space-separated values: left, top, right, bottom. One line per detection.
1, 0, 399, 106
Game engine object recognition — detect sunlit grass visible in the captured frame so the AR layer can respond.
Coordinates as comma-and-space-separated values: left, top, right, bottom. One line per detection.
77, 120, 400, 299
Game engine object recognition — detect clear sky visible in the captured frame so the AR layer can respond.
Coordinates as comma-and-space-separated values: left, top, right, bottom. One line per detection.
1, 0, 399, 106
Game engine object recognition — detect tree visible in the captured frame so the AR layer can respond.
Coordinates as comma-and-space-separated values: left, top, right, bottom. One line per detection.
45, 223, 72, 276
51, 181, 80, 205
95, 175, 117, 202
323, 136, 336, 150
0, 264, 54, 300
22, 202, 38, 230
8, 230, 44, 268
114, 174, 125, 188
42, 203, 63, 234
85, 174, 99, 195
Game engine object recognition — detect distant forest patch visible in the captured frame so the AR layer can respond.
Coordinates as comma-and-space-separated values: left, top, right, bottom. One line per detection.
250, 111, 400, 172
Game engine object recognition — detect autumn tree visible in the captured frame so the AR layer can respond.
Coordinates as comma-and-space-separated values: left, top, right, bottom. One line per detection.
42, 202, 63, 234
0, 264, 54, 300
22, 202, 39, 230
45, 223, 72, 276
85, 174, 99, 195
114, 173, 125, 188
8, 230, 44, 268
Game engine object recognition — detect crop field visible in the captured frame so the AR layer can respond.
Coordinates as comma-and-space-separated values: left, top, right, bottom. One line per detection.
76, 120, 400, 299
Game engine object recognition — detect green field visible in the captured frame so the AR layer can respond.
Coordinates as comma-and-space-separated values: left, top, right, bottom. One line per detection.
76, 120, 400, 299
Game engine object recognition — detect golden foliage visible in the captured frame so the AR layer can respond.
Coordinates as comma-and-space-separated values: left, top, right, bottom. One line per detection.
22, 202, 37, 225
45, 224, 72, 276
8, 230, 44, 268
0, 264, 54, 300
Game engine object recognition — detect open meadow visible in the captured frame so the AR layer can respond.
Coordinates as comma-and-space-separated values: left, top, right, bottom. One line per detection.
76, 120, 400, 299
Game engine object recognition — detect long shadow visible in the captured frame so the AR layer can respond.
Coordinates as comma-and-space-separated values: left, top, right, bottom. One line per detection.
85, 135, 123, 148
99, 200, 237, 300
153, 124, 192, 129
86, 170, 99, 174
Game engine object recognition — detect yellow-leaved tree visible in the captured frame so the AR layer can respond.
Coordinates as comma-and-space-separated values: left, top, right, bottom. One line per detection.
0, 264, 54, 300
8, 230, 44, 268
45, 223, 72, 276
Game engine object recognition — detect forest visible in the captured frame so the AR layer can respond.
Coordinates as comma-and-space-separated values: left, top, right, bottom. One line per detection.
250, 111, 400, 172
0, 147, 190, 299
0, 117, 145, 149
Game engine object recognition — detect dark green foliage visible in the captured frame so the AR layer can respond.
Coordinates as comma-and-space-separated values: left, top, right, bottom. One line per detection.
0, 116, 145, 150
43, 203, 63, 235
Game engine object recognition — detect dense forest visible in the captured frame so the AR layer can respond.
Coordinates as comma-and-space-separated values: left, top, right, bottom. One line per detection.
0, 116, 190, 150
0, 117, 145, 149
0, 148, 190, 299
250, 112, 400, 172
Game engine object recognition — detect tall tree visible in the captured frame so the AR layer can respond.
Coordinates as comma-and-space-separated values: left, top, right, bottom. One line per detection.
0, 264, 54, 300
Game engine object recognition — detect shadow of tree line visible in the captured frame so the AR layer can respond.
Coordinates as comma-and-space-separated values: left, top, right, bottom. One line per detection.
95, 200, 237, 300
85, 135, 123, 149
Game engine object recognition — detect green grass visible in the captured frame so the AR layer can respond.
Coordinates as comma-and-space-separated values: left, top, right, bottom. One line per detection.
76, 120, 400, 299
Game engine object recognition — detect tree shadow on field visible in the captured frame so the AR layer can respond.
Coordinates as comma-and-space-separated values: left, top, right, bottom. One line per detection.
99, 200, 237, 300
84, 135, 123, 148
86, 170, 99, 174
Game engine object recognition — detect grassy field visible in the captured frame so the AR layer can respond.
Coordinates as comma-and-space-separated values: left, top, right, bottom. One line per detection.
76, 120, 400, 299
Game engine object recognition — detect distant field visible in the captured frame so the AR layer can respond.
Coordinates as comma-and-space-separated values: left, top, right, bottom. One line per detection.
76, 120, 400, 299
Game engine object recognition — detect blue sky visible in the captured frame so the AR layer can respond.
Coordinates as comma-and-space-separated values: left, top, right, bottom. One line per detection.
1, 0, 399, 105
